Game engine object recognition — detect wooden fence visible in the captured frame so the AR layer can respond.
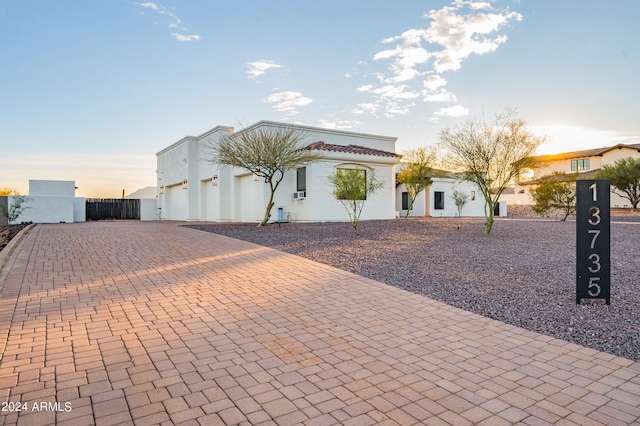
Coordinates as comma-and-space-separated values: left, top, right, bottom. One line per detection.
85, 199, 140, 221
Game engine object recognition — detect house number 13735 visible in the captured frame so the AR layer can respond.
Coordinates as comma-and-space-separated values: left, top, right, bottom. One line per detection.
576, 180, 610, 305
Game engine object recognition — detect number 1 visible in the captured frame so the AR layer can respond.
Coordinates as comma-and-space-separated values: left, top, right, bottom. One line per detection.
589, 183, 597, 202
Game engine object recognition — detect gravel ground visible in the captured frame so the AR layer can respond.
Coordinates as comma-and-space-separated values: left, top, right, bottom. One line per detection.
0, 223, 30, 253
187, 216, 640, 361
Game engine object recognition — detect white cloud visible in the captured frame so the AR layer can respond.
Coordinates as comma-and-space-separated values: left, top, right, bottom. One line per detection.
425, 5, 522, 73
359, 0, 521, 118
317, 119, 363, 130
423, 75, 448, 91
424, 90, 458, 103
172, 33, 200, 42
352, 103, 380, 115
138, 2, 200, 41
140, 2, 161, 11
262, 91, 312, 116
245, 60, 282, 79
434, 105, 469, 117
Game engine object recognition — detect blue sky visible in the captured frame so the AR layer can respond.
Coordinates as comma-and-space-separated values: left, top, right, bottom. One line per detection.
2, 0, 639, 197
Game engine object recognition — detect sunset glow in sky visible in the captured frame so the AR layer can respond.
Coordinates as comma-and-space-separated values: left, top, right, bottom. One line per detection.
2, 1, 639, 197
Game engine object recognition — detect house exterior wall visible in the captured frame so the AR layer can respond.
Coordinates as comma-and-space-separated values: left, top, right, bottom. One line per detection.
156, 122, 399, 223
396, 179, 487, 218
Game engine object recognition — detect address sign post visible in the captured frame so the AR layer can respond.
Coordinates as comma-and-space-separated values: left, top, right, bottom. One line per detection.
576, 180, 610, 305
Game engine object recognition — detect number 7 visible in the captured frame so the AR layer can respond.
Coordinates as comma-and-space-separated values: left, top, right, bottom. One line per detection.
588, 229, 600, 249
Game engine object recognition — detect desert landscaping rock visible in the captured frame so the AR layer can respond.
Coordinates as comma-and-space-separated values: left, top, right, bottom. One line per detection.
188, 217, 640, 361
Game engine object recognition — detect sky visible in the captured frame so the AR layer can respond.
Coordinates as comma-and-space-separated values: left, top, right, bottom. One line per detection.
1, 0, 639, 198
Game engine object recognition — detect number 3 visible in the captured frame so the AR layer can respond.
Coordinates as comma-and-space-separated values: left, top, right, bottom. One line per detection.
588, 206, 600, 225
588, 253, 601, 273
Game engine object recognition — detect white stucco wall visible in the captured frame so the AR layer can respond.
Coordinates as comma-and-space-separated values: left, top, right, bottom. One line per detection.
11, 196, 74, 224
73, 197, 86, 222
139, 198, 158, 221
29, 180, 76, 197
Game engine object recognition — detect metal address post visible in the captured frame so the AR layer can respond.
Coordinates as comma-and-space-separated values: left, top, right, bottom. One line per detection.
576, 180, 610, 305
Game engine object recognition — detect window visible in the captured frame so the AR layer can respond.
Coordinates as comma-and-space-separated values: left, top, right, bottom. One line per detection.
296, 167, 306, 192
571, 158, 590, 171
402, 192, 410, 210
335, 168, 367, 200
434, 191, 444, 210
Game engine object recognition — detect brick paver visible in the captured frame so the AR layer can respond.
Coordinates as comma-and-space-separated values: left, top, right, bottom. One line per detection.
1, 222, 639, 425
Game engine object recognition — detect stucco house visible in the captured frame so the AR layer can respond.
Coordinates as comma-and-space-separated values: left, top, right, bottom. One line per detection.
156, 121, 402, 222
156, 120, 502, 223
502, 143, 640, 207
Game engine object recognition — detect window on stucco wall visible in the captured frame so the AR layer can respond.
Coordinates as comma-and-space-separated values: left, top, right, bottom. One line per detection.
434, 191, 445, 210
296, 167, 306, 192
571, 159, 590, 171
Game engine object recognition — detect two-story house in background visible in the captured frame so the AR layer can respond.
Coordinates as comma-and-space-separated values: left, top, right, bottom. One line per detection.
503, 143, 640, 208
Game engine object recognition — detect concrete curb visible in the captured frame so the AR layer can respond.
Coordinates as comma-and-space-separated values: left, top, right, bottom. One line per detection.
0, 223, 35, 272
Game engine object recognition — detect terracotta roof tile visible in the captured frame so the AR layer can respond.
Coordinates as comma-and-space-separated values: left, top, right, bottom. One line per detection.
306, 141, 400, 158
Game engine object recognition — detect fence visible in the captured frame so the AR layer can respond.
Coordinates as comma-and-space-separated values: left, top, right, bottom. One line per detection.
86, 199, 140, 221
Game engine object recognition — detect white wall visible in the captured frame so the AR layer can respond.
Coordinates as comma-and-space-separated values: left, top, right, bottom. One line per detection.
11, 196, 74, 224
140, 198, 158, 221
29, 180, 76, 197
7, 180, 85, 224
73, 198, 86, 222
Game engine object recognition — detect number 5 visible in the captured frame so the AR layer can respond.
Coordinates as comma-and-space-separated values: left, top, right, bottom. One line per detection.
588, 277, 601, 297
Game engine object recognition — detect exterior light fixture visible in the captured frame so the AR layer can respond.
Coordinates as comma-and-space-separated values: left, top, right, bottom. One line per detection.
159, 186, 165, 194
212, 175, 219, 186
253, 174, 260, 181
182, 180, 188, 190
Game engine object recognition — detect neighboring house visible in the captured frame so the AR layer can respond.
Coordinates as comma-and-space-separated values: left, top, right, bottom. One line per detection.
156, 121, 401, 222
502, 143, 640, 208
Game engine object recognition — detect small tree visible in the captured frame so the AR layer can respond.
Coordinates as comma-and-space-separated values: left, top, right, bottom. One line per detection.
596, 157, 640, 210
208, 124, 320, 226
329, 168, 383, 235
451, 189, 469, 217
440, 108, 546, 234
397, 146, 438, 218
0, 189, 30, 224
530, 172, 577, 221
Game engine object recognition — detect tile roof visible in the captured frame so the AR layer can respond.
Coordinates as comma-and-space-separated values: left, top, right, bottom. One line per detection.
533, 143, 640, 162
306, 141, 400, 158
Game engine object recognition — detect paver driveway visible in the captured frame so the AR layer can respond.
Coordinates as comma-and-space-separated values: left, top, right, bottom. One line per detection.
1, 222, 639, 425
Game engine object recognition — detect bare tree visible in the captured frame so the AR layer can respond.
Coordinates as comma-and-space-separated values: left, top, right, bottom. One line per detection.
440, 108, 546, 234
208, 124, 321, 226
329, 168, 384, 235
397, 146, 439, 218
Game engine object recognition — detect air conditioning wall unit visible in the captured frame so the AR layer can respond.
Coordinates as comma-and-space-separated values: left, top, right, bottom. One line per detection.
293, 191, 306, 199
